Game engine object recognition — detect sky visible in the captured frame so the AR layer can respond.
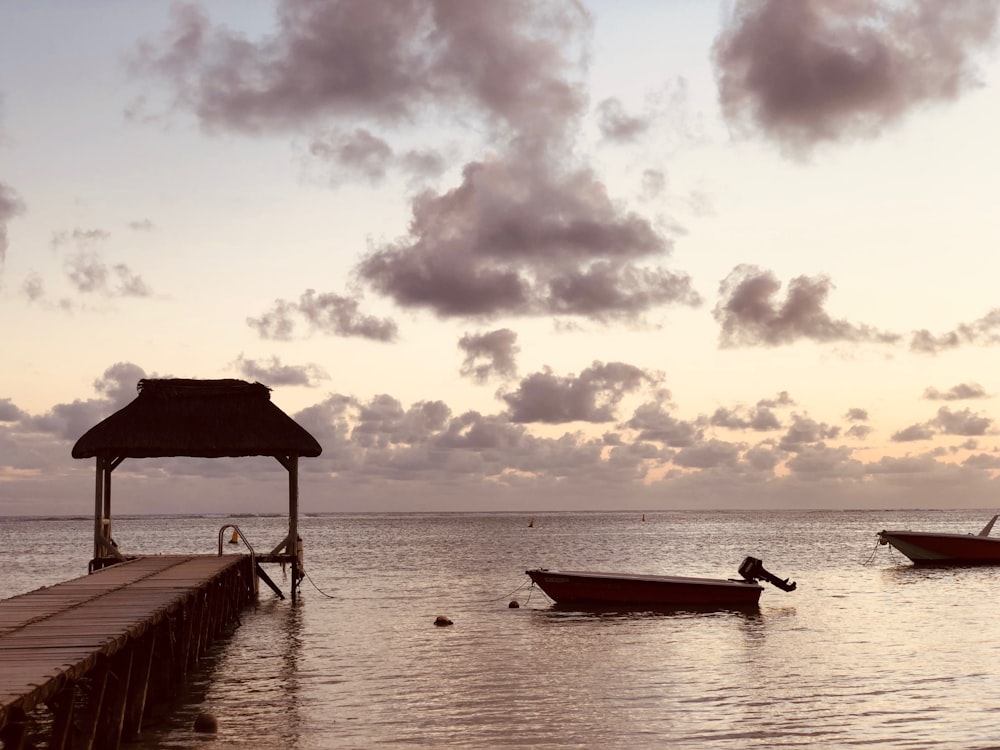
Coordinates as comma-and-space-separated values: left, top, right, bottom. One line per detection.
3, 0, 1000, 516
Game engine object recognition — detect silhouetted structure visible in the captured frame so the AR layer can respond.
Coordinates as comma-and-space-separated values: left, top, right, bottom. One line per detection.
72, 378, 322, 597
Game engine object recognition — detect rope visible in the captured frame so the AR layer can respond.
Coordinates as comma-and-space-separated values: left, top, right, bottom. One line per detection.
301, 569, 337, 599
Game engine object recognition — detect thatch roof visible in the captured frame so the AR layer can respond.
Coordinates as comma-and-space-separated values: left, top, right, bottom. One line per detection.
72, 378, 323, 459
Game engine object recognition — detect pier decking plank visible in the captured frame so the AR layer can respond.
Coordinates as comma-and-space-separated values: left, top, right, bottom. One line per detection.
0, 555, 250, 728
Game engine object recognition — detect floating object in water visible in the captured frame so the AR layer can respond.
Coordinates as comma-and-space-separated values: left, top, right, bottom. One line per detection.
228, 530, 239, 544
877, 514, 1000, 565
508, 600, 520, 608
526, 557, 796, 608
528, 517, 535, 528
641, 514, 645, 522
434, 615, 453, 626
193, 712, 218, 733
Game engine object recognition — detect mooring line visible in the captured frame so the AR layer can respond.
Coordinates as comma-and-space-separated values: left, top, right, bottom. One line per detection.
301, 569, 337, 599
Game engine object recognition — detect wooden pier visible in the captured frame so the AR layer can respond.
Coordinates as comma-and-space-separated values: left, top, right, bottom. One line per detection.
0, 554, 256, 749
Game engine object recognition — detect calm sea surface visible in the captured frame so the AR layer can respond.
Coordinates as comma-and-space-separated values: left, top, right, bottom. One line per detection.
3, 509, 1000, 748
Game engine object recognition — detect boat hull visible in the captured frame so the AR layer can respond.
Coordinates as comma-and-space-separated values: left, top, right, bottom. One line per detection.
878, 530, 1000, 566
526, 569, 763, 607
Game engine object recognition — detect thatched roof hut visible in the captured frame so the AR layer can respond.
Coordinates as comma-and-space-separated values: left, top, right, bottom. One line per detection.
73, 378, 322, 593
73, 378, 322, 459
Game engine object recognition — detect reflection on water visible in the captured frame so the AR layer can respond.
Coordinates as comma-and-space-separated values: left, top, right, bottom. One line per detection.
4, 509, 1000, 748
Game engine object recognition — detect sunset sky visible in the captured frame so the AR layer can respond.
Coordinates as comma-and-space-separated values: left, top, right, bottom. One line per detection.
3, 0, 1000, 516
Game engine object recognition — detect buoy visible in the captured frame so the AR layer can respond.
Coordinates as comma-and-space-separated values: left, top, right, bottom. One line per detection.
228, 530, 238, 544
509, 600, 520, 608
528, 517, 535, 528
434, 615, 453, 626
193, 712, 218, 733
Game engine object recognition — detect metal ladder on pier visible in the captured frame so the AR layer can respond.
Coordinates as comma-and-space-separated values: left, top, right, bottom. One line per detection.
218, 524, 286, 600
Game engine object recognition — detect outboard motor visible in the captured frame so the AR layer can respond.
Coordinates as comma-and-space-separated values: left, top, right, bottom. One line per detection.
739, 556, 797, 592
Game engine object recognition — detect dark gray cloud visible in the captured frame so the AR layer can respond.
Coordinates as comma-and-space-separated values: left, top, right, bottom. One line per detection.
0, 398, 26, 422
48, 228, 152, 298
357, 159, 700, 321
248, 289, 398, 341
891, 405, 993, 442
785, 443, 864, 479
911, 310, 1000, 354
672, 438, 743, 470
891, 423, 936, 442
458, 328, 519, 383
713, 0, 1000, 157
132, 0, 589, 138
0, 182, 25, 264
845, 408, 869, 421
137, 2, 695, 327
22, 362, 148, 441
622, 400, 702, 448
595, 97, 650, 142
934, 406, 992, 437
924, 383, 989, 401
714, 265, 900, 347
710, 405, 781, 432
307, 128, 446, 184
778, 414, 840, 452
233, 354, 328, 387
65, 254, 153, 298
502, 361, 659, 424
845, 424, 873, 439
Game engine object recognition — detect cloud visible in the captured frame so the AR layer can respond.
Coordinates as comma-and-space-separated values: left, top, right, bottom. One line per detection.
891, 423, 936, 442
248, 289, 398, 341
784, 443, 864, 480
22, 362, 148, 441
622, 400, 703, 447
47, 228, 152, 298
0, 398, 26, 422
306, 128, 446, 184
595, 97, 650, 143
710, 405, 782, 432
714, 264, 900, 347
673, 438, 743, 470
132, 0, 589, 138
501, 361, 659, 424
778, 414, 840, 452
713, 0, 1000, 157
0, 182, 25, 264
923, 383, 989, 401
934, 406, 992, 437
458, 328, 519, 383
911, 309, 1000, 353
128, 219, 155, 231
65, 254, 153, 298
233, 354, 328, 387
357, 157, 700, 321
891, 405, 993, 442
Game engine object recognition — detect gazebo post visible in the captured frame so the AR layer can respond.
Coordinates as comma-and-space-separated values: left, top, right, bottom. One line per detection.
93, 457, 104, 562
289, 456, 299, 600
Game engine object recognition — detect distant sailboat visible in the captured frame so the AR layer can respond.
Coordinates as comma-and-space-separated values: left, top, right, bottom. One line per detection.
641, 514, 645, 522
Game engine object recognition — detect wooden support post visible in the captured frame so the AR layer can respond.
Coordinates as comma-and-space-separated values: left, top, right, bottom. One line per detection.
0, 707, 28, 750
121, 631, 156, 741
93, 456, 104, 562
98, 647, 134, 750
77, 657, 111, 750
47, 683, 77, 750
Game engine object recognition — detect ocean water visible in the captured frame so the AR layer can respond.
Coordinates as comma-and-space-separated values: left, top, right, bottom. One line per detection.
3, 508, 1000, 748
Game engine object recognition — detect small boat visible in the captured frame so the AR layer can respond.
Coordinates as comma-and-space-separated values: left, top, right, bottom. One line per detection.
877, 514, 1000, 566
526, 557, 796, 608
